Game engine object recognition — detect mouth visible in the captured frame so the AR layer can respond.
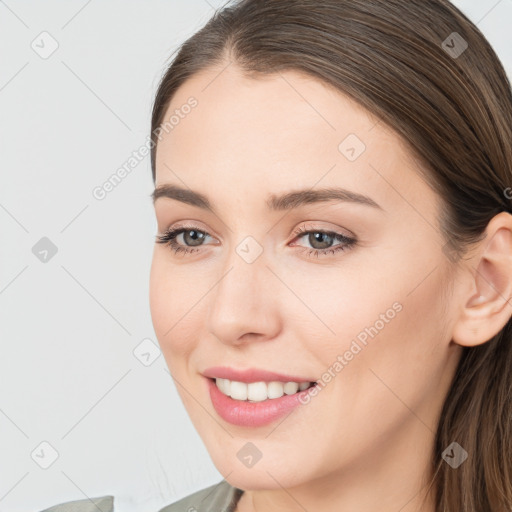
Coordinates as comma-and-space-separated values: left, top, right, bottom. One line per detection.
205, 375, 320, 427
209, 377, 318, 402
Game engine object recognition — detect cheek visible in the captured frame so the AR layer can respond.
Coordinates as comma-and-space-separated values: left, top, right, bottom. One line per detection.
278, 261, 405, 363
149, 256, 169, 340
149, 254, 198, 364
287, 263, 453, 468
293, 251, 452, 402
326, 262, 452, 426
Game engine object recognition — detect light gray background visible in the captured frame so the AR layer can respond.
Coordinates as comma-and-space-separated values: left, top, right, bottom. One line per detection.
0, 1, 510, 511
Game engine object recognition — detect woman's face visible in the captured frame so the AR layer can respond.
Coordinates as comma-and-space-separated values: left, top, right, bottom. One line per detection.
149, 64, 463, 491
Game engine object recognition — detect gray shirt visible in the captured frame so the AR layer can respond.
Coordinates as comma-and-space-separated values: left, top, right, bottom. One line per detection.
38, 480, 244, 512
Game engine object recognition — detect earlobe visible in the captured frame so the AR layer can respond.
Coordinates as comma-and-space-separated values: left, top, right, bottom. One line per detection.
452, 212, 512, 347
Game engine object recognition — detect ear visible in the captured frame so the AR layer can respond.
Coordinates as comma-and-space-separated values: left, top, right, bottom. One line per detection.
452, 211, 512, 347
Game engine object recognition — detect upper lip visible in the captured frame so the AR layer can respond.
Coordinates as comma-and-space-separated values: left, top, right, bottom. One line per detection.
202, 366, 315, 383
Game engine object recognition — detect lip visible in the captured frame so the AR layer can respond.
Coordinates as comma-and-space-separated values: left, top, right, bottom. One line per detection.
202, 366, 316, 384
205, 376, 318, 427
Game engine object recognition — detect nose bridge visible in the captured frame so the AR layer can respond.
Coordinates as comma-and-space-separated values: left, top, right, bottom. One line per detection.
207, 234, 280, 344
220, 230, 270, 299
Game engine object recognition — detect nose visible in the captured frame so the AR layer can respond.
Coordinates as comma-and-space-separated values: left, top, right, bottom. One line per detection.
206, 246, 282, 346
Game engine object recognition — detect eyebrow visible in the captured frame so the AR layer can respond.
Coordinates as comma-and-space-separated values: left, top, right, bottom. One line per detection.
151, 184, 383, 212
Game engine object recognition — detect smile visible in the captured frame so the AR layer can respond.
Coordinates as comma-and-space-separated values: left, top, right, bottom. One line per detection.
205, 376, 319, 427
215, 378, 316, 402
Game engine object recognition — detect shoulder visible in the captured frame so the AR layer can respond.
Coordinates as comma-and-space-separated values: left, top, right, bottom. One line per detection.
38, 495, 114, 512
36, 480, 243, 512
158, 479, 244, 512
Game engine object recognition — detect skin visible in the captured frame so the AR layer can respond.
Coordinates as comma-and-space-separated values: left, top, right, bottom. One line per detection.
149, 62, 512, 512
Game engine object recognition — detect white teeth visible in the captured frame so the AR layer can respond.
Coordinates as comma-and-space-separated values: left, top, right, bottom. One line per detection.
215, 378, 313, 401
283, 382, 299, 395
230, 381, 248, 400
267, 381, 285, 399
217, 378, 230, 396
247, 381, 268, 402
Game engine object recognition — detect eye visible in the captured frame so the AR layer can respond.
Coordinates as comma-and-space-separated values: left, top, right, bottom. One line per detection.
155, 225, 213, 255
155, 222, 357, 259
290, 222, 356, 258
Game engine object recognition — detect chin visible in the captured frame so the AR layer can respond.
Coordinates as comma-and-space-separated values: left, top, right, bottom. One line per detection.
206, 444, 317, 491
223, 468, 305, 492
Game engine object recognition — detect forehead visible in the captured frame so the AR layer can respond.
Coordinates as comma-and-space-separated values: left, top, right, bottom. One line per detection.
158, 65, 383, 164
154, 64, 435, 217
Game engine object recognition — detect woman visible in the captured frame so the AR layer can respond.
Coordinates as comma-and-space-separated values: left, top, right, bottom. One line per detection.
42, 0, 512, 510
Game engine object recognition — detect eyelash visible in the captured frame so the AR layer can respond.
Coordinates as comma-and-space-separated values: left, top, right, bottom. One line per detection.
155, 222, 357, 259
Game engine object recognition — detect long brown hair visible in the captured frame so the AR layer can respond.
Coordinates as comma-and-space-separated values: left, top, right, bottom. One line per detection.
150, 1, 512, 510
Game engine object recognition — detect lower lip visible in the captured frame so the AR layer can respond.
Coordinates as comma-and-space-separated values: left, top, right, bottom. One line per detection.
206, 377, 317, 427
